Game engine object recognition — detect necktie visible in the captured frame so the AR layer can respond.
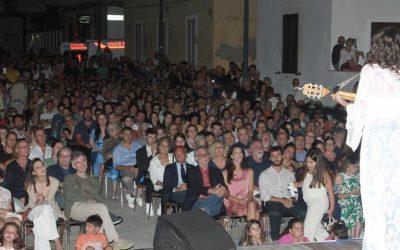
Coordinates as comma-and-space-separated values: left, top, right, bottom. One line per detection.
180, 164, 187, 183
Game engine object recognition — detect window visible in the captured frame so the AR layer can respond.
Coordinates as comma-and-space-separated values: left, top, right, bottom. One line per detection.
186, 16, 197, 65
371, 22, 400, 38
282, 14, 298, 74
134, 22, 142, 61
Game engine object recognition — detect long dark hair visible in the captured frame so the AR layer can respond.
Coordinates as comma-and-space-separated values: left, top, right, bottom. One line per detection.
25, 158, 50, 193
0, 222, 25, 250
93, 113, 109, 141
367, 26, 400, 73
239, 219, 267, 246
225, 144, 248, 184
306, 149, 329, 188
173, 132, 192, 153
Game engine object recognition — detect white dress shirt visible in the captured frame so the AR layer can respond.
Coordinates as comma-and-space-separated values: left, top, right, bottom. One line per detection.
258, 166, 295, 202
29, 144, 52, 161
148, 153, 173, 191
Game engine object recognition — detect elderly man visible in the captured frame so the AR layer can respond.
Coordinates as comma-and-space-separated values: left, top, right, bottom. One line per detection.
47, 147, 76, 183
47, 147, 76, 209
245, 139, 271, 188
113, 127, 142, 208
162, 146, 195, 214
183, 146, 229, 216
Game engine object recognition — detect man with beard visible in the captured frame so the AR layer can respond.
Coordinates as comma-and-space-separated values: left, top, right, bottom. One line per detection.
246, 139, 271, 188
73, 107, 97, 163
259, 146, 306, 242
10, 115, 26, 139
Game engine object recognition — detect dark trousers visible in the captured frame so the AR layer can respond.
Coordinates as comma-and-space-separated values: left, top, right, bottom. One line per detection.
145, 180, 162, 203
263, 201, 307, 240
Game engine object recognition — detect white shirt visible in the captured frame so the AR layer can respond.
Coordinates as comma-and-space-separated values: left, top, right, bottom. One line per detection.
186, 151, 198, 166
29, 144, 52, 161
175, 162, 187, 187
40, 110, 58, 129
259, 166, 295, 202
145, 144, 156, 158
148, 153, 173, 191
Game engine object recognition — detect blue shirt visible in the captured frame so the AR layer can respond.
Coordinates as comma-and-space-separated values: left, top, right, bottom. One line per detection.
296, 150, 307, 162
47, 164, 77, 183
112, 141, 142, 167
245, 154, 271, 187
73, 120, 98, 144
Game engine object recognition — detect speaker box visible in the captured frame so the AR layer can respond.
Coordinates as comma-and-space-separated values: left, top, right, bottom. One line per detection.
153, 209, 236, 250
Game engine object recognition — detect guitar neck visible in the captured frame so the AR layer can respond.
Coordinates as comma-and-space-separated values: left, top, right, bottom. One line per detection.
337, 91, 356, 101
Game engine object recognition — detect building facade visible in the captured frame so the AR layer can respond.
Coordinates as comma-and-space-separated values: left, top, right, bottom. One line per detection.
0, 0, 124, 55
124, 0, 256, 68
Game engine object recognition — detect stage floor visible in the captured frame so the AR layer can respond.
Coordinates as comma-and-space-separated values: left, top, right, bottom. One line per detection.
237, 239, 362, 250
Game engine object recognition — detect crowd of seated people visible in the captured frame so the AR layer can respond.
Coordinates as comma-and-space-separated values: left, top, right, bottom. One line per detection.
0, 46, 364, 248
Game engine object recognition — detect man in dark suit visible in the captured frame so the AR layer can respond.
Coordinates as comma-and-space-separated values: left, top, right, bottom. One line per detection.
183, 146, 229, 216
135, 128, 157, 210
136, 128, 157, 184
162, 146, 194, 214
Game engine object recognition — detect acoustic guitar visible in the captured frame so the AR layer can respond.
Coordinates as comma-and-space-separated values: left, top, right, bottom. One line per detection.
301, 83, 356, 101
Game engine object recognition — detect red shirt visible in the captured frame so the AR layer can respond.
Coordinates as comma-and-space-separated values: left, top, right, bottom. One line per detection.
199, 166, 211, 199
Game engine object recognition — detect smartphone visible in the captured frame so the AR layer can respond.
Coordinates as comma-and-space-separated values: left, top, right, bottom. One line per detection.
2, 68, 6, 75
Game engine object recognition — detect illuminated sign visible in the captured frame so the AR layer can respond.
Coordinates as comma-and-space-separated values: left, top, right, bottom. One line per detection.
70, 43, 87, 51
92, 41, 125, 49
107, 15, 124, 21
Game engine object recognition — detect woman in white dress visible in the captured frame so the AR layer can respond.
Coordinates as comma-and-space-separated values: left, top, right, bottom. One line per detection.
24, 158, 64, 250
333, 26, 400, 250
302, 150, 335, 241
147, 137, 173, 216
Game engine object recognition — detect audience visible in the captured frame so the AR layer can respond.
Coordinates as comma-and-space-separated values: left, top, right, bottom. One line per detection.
0, 47, 365, 247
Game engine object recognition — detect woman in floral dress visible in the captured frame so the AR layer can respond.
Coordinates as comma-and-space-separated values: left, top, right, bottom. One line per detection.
335, 158, 363, 238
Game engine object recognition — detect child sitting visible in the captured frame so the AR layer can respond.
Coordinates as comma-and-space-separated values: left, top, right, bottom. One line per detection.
75, 215, 113, 250
328, 221, 349, 240
0, 222, 25, 250
277, 218, 309, 244
239, 219, 267, 246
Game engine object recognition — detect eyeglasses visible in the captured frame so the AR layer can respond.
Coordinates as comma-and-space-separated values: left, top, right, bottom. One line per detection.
196, 154, 209, 158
